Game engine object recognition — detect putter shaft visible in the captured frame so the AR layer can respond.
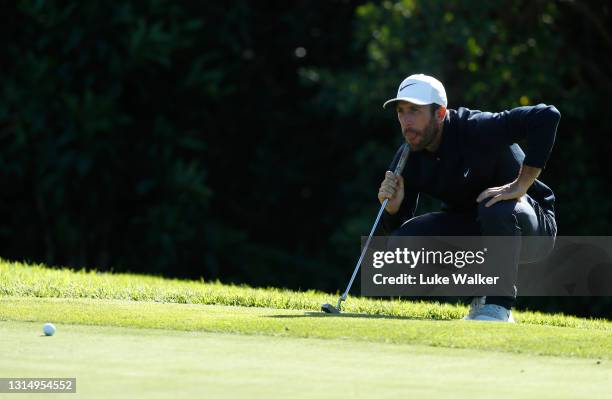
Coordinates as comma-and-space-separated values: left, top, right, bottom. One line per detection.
336, 198, 388, 311
333, 143, 411, 312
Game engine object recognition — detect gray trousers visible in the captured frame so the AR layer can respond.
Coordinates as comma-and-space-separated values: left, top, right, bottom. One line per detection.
389, 195, 557, 308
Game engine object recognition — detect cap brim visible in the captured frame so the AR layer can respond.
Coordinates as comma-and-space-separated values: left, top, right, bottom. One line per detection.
382, 97, 432, 109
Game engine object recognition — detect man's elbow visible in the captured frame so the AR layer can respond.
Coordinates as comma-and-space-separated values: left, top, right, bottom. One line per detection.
542, 104, 561, 123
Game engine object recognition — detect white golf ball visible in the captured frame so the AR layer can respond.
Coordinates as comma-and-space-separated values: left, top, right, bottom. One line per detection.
43, 323, 56, 336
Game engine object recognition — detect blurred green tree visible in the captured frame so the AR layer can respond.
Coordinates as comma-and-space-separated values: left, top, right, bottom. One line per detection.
0, 0, 610, 317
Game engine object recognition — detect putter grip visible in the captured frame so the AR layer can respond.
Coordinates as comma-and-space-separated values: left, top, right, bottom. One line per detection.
392, 143, 411, 176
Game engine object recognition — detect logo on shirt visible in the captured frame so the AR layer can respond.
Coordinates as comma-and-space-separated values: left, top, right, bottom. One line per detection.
463, 168, 470, 178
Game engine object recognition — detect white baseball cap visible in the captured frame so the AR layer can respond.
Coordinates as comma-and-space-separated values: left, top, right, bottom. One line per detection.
383, 74, 447, 108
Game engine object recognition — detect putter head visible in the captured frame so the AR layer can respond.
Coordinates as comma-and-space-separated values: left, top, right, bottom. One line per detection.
321, 303, 340, 314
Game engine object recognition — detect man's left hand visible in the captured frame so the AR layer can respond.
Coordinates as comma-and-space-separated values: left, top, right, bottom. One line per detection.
476, 164, 542, 207
476, 181, 528, 207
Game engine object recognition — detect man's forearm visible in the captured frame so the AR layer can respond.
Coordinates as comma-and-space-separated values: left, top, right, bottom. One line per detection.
516, 164, 541, 191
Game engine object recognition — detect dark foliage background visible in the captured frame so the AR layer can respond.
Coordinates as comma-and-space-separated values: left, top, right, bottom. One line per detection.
1, 0, 611, 317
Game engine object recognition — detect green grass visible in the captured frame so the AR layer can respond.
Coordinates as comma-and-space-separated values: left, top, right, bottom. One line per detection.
1, 258, 610, 330
1, 320, 610, 399
1, 297, 611, 359
1, 258, 611, 398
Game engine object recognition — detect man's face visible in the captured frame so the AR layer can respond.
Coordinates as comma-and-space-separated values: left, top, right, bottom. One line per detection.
396, 101, 438, 151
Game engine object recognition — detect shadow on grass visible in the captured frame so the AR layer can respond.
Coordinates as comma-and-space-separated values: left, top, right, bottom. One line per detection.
267, 312, 456, 321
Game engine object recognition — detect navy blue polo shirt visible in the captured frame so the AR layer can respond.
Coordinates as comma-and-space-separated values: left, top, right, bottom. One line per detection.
382, 103, 561, 233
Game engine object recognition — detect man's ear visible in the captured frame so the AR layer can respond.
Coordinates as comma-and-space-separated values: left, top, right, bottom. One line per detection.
438, 106, 447, 121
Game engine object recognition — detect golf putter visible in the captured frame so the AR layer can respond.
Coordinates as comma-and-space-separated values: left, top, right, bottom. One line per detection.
322, 143, 411, 314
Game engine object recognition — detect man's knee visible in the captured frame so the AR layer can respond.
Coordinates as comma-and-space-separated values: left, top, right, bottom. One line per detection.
477, 197, 520, 234
391, 213, 441, 236
388, 214, 439, 252
478, 197, 519, 221
391, 220, 422, 236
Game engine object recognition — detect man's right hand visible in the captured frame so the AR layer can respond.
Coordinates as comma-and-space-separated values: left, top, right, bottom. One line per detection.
378, 171, 404, 215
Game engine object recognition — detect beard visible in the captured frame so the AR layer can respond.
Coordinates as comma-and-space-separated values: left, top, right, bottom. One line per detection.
402, 116, 439, 151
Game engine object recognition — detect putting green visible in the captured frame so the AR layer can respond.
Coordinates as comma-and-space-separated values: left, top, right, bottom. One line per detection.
0, 320, 609, 399
1, 297, 610, 359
